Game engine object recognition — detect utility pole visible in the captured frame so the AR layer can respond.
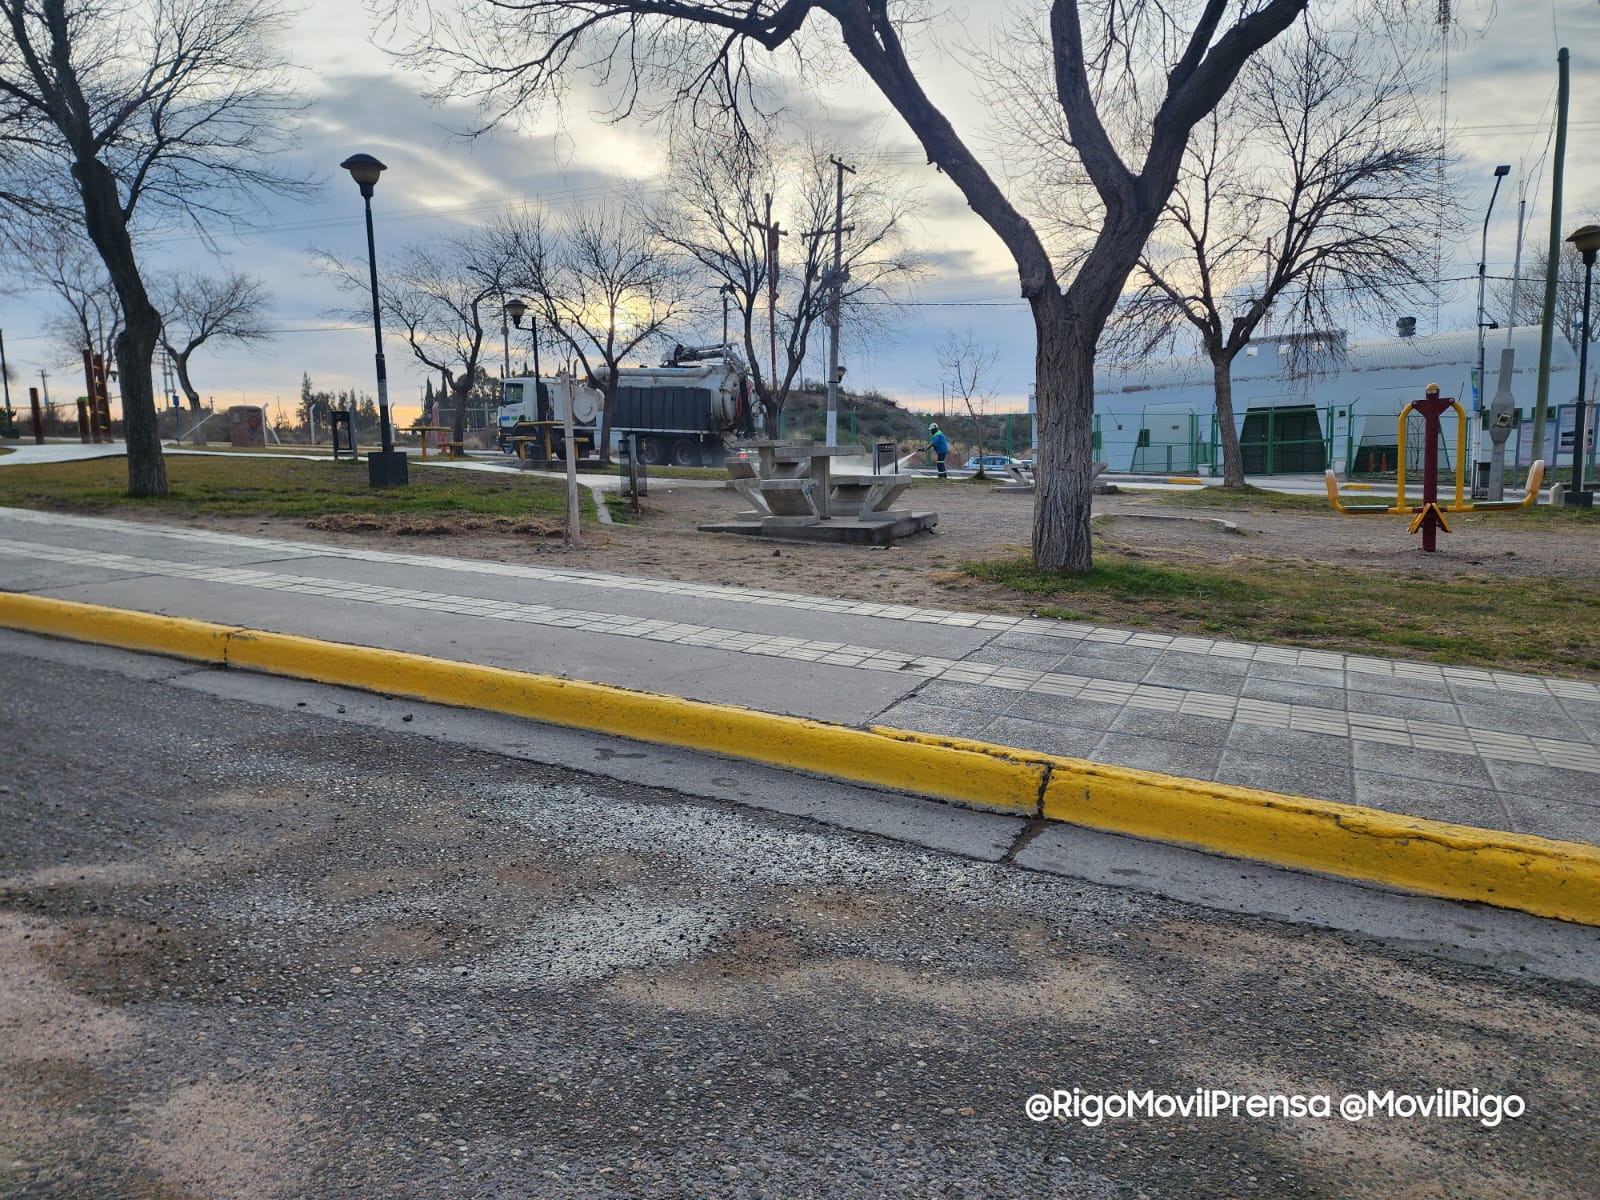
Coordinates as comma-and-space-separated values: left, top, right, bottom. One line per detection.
1473, 163, 1511, 493
749, 194, 787, 413
160, 349, 176, 443
1507, 197, 1527, 349
1532, 47, 1569, 464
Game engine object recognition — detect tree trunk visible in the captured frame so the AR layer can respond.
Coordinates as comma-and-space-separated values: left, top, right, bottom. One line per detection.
597, 377, 616, 464
71, 157, 166, 496
451, 374, 471, 447
115, 301, 165, 494
173, 351, 206, 445
1030, 306, 1097, 573
967, 402, 986, 478
1212, 350, 1246, 488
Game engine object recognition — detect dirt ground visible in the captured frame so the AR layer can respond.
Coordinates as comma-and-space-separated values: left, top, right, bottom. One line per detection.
178, 478, 1600, 620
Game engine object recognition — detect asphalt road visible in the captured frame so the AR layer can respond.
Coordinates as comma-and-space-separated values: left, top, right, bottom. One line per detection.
2, 641, 1598, 1199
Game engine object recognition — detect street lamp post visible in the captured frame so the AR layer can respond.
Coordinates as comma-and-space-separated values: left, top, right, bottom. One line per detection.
501, 294, 512, 378
1564, 224, 1600, 507
505, 298, 544, 419
1474, 164, 1511, 492
341, 153, 407, 487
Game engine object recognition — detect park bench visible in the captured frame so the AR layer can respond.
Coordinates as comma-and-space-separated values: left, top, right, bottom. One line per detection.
829, 473, 914, 521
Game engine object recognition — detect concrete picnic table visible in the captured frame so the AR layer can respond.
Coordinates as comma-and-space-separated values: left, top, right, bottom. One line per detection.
712, 440, 935, 543
744, 439, 863, 520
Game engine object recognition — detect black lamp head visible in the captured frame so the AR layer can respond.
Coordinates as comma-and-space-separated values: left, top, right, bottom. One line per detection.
340, 153, 386, 198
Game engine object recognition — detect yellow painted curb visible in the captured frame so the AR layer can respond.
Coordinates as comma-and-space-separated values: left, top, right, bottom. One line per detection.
4, 591, 1599, 925
1040, 762, 1600, 925
224, 627, 1044, 815
0, 591, 236, 664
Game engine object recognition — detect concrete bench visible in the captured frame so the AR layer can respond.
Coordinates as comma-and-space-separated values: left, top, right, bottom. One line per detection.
830, 473, 913, 520
724, 456, 771, 515
994, 460, 1108, 493
755, 477, 819, 525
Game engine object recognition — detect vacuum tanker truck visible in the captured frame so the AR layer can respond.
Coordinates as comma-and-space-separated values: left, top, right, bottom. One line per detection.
497, 344, 754, 466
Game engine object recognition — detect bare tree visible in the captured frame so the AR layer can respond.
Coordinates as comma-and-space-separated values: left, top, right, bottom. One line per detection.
319, 227, 519, 448
511, 205, 686, 463
1106, 27, 1448, 487
0, 0, 306, 496
648, 130, 922, 428
5, 222, 124, 372
938, 330, 1000, 478
1491, 229, 1600, 352
153, 270, 272, 444
383, 1, 1385, 571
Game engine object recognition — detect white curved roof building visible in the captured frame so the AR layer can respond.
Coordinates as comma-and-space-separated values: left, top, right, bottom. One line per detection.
1093, 325, 1583, 476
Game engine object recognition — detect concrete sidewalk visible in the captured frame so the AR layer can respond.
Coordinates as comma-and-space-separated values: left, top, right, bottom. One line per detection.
1, 506, 1595, 849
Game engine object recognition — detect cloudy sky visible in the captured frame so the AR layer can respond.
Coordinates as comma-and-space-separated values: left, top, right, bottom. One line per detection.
2, 0, 1598, 424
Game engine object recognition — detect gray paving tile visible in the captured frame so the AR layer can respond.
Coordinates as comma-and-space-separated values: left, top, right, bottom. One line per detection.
1139, 664, 1249, 696
1456, 699, 1586, 743
1226, 723, 1350, 764
1108, 707, 1232, 748
1245, 662, 1346, 688
1350, 741, 1494, 788
1214, 750, 1354, 804
1151, 649, 1250, 676
1091, 733, 1223, 779
983, 715, 1103, 760
1557, 695, 1600, 729
1345, 691, 1462, 724
962, 643, 1067, 671
1053, 652, 1152, 683
1480, 759, 1600, 806
1443, 677, 1533, 704
1002, 691, 1126, 730
1352, 773, 1510, 829
1344, 672, 1454, 700
912, 680, 1007, 707
1497, 794, 1600, 847
873, 700, 996, 740
1240, 678, 1348, 710
992, 629, 1084, 654
1062, 641, 1164, 665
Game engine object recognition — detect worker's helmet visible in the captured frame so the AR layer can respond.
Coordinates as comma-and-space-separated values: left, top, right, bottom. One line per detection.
928, 422, 939, 433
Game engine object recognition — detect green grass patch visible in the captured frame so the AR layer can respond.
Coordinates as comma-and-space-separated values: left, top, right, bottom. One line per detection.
965, 556, 1268, 604
961, 551, 1600, 676
0, 454, 586, 521
643, 465, 729, 480
604, 494, 651, 523
0, 445, 13, 457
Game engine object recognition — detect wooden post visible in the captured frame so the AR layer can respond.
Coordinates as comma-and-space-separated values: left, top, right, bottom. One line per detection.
91, 354, 114, 441
28, 387, 43, 444
561, 372, 581, 547
80, 350, 100, 443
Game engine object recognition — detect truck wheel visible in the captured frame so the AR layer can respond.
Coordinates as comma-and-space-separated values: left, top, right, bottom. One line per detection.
668, 439, 701, 467
637, 437, 667, 466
